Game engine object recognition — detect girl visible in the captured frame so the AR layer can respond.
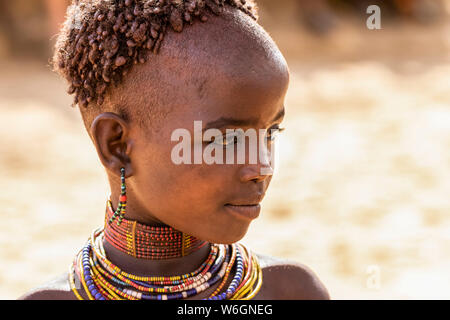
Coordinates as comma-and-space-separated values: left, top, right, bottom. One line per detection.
20, 0, 329, 300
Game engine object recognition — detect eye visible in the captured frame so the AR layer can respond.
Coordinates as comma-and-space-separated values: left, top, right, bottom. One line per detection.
220, 133, 239, 146
266, 126, 285, 141
205, 133, 239, 146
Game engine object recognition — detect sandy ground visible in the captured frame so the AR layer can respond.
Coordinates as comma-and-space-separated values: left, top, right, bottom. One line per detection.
1, 12, 449, 299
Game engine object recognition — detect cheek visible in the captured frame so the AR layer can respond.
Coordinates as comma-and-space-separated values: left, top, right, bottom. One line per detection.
166, 164, 234, 207
137, 141, 233, 207
134, 136, 242, 215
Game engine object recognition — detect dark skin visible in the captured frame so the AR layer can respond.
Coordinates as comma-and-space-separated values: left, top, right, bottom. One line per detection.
19, 7, 329, 300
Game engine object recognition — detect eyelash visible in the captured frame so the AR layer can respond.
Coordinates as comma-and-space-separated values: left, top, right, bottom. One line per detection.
206, 126, 286, 146
267, 126, 285, 141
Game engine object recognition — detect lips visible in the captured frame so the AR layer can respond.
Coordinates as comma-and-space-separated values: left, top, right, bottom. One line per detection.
224, 203, 261, 220
224, 189, 265, 220
226, 201, 260, 206
226, 193, 265, 207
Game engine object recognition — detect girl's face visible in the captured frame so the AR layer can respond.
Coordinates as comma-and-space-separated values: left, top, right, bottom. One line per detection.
128, 65, 288, 244
99, 10, 290, 244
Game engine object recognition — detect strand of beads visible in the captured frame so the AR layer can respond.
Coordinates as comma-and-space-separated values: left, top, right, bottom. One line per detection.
92, 233, 227, 299
73, 228, 226, 300
104, 198, 208, 259
108, 168, 127, 225
96, 229, 217, 285
70, 227, 263, 300
230, 245, 263, 300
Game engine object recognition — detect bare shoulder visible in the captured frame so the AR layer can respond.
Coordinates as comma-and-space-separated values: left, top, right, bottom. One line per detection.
255, 253, 330, 300
18, 273, 78, 300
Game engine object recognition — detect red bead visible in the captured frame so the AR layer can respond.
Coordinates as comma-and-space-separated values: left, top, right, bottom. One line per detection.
103, 197, 208, 259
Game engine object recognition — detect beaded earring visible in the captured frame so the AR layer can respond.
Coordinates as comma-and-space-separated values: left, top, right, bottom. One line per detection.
108, 167, 127, 226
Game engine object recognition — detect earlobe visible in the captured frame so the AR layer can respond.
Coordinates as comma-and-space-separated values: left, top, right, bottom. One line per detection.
90, 112, 134, 177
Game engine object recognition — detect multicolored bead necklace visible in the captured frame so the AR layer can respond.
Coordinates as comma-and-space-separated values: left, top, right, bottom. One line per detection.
69, 167, 263, 300
70, 227, 262, 300
104, 198, 208, 259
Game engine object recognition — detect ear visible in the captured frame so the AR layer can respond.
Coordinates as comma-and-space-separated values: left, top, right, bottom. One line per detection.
90, 112, 134, 178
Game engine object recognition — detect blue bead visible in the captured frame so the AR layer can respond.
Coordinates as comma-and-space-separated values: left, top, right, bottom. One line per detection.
95, 293, 102, 300
187, 288, 196, 295
88, 284, 95, 291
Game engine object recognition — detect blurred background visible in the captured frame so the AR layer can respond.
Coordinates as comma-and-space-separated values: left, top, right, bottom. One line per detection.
0, 0, 449, 299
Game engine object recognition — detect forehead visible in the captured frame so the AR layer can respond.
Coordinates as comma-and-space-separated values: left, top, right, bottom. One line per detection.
115, 6, 289, 131
195, 65, 288, 130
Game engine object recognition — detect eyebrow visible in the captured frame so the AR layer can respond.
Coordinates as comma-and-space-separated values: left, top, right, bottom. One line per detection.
204, 107, 285, 131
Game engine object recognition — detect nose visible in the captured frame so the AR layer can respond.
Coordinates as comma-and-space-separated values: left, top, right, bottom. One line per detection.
239, 164, 273, 183
239, 137, 274, 183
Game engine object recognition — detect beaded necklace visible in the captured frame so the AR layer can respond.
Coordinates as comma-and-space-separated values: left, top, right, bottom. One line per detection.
104, 198, 208, 259
69, 201, 263, 300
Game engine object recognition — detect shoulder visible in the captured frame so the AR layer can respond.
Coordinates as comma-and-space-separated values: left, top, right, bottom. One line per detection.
255, 253, 330, 300
18, 273, 79, 300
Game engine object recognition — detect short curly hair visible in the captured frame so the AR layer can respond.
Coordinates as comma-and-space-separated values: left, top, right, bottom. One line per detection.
52, 0, 259, 128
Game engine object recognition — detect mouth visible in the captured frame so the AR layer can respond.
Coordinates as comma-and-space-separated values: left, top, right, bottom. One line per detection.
224, 203, 261, 220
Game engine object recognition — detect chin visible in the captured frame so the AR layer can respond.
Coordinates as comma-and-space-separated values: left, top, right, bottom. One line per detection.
206, 222, 251, 245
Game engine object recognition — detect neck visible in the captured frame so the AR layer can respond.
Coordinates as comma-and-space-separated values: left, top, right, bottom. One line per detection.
102, 198, 211, 276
